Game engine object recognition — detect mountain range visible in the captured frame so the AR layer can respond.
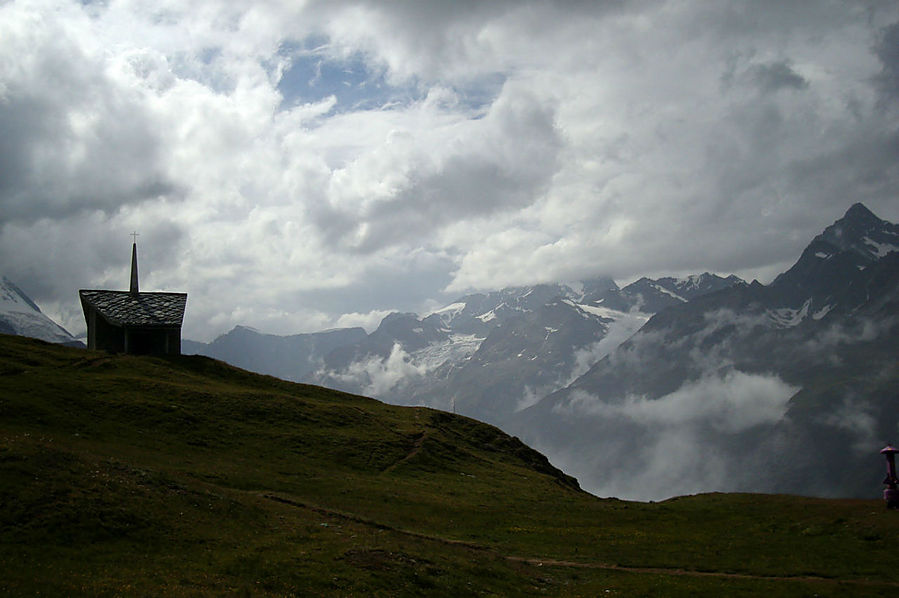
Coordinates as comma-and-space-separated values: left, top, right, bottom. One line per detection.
510, 203, 899, 499
186, 202, 899, 500
188, 269, 744, 426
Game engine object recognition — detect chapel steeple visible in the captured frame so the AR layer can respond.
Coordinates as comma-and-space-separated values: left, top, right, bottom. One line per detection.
129, 232, 139, 296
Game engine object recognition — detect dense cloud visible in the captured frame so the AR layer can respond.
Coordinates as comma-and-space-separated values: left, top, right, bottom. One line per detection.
875, 22, 899, 103
0, 4, 176, 224
545, 371, 799, 500
566, 372, 795, 434
1, 1, 898, 340
327, 342, 428, 397
748, 60, 809, 93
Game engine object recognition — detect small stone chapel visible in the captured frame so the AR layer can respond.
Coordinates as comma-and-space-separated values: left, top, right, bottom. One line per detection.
79, 237, 187, 355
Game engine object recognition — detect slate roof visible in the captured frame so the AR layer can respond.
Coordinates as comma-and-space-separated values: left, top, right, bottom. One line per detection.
79, 290, 187, 327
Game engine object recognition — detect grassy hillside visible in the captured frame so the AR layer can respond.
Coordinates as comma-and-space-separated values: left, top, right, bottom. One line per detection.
1, 334, 898, 596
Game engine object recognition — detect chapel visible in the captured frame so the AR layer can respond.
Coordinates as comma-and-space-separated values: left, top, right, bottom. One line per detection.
79, 239, 187, 355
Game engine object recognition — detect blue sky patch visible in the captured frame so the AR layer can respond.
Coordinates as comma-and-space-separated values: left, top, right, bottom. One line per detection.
277, 43, 424, 113
275, 38, 504, 115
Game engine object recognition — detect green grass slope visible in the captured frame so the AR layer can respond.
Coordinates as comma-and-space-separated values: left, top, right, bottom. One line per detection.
1, 333, 898, 596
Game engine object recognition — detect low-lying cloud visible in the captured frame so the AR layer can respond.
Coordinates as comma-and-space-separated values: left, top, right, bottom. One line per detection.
566, 370, 797, 433
327, 342, 429, 397
544, 370, 799, 500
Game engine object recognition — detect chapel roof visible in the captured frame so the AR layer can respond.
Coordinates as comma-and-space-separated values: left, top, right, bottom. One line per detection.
79, 290, 187, 327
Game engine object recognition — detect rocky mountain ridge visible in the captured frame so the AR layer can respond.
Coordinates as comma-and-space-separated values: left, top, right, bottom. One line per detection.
188, 271, 745, 426
510, 203, 899, 499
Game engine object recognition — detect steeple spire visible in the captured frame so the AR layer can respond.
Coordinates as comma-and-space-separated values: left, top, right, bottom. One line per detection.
129, 232, 139, 295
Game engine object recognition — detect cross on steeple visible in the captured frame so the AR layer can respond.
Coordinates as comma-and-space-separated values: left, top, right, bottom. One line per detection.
131, 231, 140, 244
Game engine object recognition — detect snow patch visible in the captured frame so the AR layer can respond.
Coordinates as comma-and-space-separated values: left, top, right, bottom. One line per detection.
576, 303, 651, 324
428, 302, 466, 316
674, 274, 704, 291
812, 304, 834, 320
766, 299, 811, 328
651, 283, 687, 302
409, 333, 484, 371
477, 310, 497, 323
863, 236, 899, 258
426, 302, 466, 328
560, 298, 593, 319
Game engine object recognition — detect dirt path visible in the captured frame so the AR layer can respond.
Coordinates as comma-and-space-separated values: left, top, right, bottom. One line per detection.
261, 492, 899, 589
381, 430, 428, 474
506, 556, 899, 587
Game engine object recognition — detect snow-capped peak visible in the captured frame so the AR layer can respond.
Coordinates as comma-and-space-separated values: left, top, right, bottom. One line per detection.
1, 276, 42, 313
0, 276, 78, 345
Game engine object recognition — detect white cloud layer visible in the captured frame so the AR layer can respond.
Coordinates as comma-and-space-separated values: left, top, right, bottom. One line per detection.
566, 370, 796, 434
2, 0, 898, 340
548, 370, 799, 500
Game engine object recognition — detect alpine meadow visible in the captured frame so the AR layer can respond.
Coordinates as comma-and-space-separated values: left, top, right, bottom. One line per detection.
3, 334, 899, 596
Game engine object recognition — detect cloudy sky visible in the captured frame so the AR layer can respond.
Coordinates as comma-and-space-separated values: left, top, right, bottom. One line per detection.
2, 0, 898, 341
